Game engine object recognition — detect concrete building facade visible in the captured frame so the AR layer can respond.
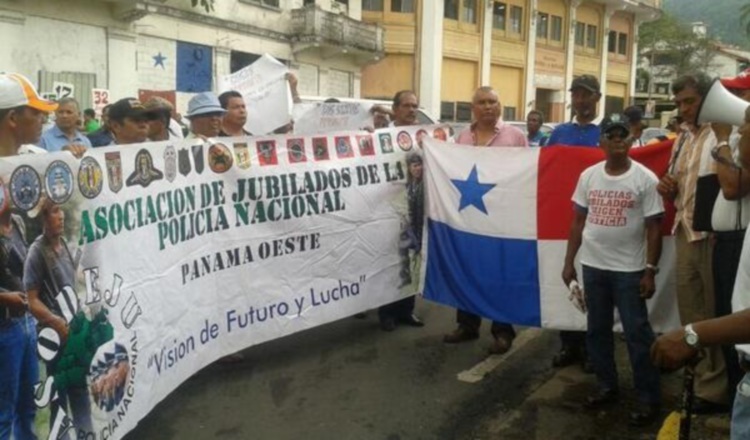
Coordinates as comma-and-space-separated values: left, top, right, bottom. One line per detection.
360, 0, 661, 122
0, 0, 383, 114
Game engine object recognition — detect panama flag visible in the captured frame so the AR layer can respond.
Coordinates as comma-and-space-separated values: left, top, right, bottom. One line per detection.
421, 138, 682, 332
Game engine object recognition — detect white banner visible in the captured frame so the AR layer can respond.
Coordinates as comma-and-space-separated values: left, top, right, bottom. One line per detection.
294, 102, 373, 135
219, 54, 292, 136
10, 125, 444, 439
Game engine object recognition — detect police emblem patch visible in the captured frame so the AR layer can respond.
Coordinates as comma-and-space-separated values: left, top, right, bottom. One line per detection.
105, 152, 123, 194
178, 148, 191, 176
44, 160, 73, 205
208, 143, 234, 174
287, 138, 307, 164
10, 165, 41, 211
234, 142, 251, 169
164, 145, 177, 182
357, 135, 375, 156
334, 136, 354, 159
192, 144, 204, 174
312, 137, 329, 161
126, 149, 164, 188
379, 133, 394, 154
78, 157, 104, 199
397, 131, 413, 151
257, 140, 278, 166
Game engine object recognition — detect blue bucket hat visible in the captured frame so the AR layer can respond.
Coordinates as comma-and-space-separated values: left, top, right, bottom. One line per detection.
186, 92, 226, 119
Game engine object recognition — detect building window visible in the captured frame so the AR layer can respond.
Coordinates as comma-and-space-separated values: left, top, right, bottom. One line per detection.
586, 24, 597, 49
536, 12, 548, 39
510, 5, 523, 34
618, 32, 628, 55
493, 2, 506, 30
456, 102, 473, 122
462, 0, 477, 24
441, 102, 456, 121
303, 0, 315, 5
574, 22, 585, 46
608, 30, 617, 53
444, 0, 459, 19
364, 0, 383, 11
550, 15, 562, 41
391, 0, 414, 12
245, 0, 281, 6
503, 106, 516, 121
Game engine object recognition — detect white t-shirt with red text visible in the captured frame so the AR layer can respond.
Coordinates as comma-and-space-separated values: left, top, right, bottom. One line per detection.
572, 161, 664, 272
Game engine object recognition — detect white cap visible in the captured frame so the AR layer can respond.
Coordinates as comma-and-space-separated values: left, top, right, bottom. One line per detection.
0, 73, 58, 112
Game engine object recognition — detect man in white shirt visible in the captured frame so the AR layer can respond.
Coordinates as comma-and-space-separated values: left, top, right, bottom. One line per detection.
563, 115, 663, 426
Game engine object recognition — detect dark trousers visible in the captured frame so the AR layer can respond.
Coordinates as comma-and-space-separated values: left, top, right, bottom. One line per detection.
456, 309, 515, 338
713, 229, 746, 403
379, 296, 415, 321
583, 266, 660, 405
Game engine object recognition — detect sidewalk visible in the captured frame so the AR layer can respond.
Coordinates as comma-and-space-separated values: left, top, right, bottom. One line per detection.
478, 339, 731, 440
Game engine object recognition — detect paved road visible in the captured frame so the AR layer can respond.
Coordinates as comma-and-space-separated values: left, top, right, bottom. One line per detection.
125, 299, 730, 440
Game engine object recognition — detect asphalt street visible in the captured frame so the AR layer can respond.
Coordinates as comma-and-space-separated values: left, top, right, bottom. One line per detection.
125, 299, 730, 440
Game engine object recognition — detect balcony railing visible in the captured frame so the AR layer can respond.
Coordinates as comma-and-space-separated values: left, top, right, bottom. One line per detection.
291, 6, 384, 55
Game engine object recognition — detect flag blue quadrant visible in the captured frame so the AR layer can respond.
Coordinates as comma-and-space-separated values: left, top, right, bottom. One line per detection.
176, 41, 213, 92
423, 219, 541, 326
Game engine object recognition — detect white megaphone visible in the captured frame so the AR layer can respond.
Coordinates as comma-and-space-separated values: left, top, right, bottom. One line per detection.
697, 78, 750, 126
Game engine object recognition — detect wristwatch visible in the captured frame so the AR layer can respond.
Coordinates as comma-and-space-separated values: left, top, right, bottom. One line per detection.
711, 141, 731, 160
684, 324, 701, 350
645, 263, 659, 274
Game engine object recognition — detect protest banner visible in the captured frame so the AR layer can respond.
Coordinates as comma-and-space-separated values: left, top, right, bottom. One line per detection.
10, 125, 438, 440
219, 54, 292, 135
53, 81, 75, 100
294, 102, 373, 135
91, 88, 111, 118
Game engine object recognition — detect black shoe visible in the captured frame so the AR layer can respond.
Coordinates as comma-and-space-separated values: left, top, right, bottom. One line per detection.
584, 388, 619, 409
629, 405, 660, 427
397, 314, 425, 327
380, 317, 396, 332
353, 312, 367, 319
443, 327, 480, 343
552, 348, 579, 368
692, 397, 730, 415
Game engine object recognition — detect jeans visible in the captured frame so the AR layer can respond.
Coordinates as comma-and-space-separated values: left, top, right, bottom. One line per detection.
0, 314, 39, 440
733, 372, 750, 439
583, 265, 660, 405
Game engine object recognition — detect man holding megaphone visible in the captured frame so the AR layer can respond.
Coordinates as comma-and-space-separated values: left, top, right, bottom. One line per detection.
657, 73, 730, 414
706, 69, 750, 407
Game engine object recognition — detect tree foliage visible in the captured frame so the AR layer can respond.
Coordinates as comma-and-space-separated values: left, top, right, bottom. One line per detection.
191, 0, 215, 13
639, 13, 718, 83
664, 0, 750, 50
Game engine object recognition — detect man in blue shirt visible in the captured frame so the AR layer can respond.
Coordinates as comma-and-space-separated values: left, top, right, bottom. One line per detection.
547, 74, 603, 372
39, 97, 92, 152
546, 75, 602, 148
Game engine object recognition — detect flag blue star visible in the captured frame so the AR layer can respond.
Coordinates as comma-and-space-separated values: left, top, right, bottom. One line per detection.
451, 165, 495, 215
153, 52, 167, 69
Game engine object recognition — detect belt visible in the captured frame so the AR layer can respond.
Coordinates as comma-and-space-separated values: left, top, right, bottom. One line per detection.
714, 230, 746, 241
0, 306, 25, 320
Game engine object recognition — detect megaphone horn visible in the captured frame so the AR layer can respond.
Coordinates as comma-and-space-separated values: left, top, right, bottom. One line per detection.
696, 78, 750, 126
